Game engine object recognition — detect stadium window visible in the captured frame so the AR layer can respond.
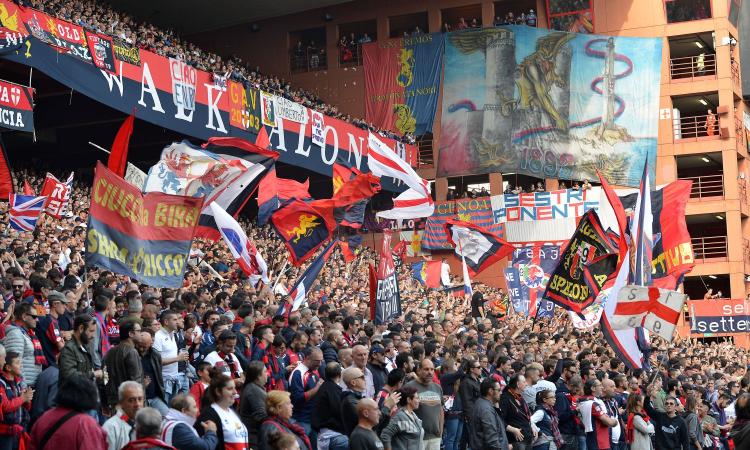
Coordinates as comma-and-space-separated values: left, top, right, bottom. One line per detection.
289, 27, 327, 73
388, 12, 429, 38
664, 0, 712, 23
338, 20, 377, 67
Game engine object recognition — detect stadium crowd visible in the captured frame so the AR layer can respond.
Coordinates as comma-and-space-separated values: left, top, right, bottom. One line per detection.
16, 0, 415, 146
0, 161, 746, 450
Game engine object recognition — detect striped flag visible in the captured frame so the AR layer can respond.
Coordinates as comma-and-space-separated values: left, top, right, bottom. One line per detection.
423, 197, 503, 250
288, 240, 338, 312
461, 254, 473, 297
210, 202, 269, 286
445, 218, 514, 276
8, 194, 46, 232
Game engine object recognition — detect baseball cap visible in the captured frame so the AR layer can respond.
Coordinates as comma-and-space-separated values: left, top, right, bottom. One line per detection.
47, 290, 68, 304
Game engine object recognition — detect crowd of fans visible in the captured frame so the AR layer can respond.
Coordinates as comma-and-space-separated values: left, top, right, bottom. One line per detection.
18, 0, 415, 145
0, 161, 746, 450
442, 11, 538, 32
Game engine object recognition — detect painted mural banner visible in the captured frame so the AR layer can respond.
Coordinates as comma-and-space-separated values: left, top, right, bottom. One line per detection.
364, 33, 444, 136
438, 26, 662, 187
0, 0, 417, 191
688, 299, 749, 335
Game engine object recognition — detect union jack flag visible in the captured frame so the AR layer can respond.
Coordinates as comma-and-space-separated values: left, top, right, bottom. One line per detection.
9, 194, 47, 232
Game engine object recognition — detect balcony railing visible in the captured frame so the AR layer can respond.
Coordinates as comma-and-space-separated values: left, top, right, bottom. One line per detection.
673, 113, 719, 140
691, 235, 728, 260
290, 48, 328, 73
339, 43, 364, 67
669, 54, 716, 80
416, 136, 434, 168
731, 57, 740, 86
679, 174, 724, 199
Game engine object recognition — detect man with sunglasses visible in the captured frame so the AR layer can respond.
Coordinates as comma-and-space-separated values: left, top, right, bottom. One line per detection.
644, 382, 690, 450
470, 378, 509, 450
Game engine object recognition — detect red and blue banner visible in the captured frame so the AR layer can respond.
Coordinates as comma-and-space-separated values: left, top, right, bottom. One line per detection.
423, 197, 503, 250
86, 162, 202, 288
270, 199, 335, 267
364, 33, 444, 136
0, 78, 33, 133
504, 242, 565, 318
411, 260, 442, 289
688, 299, 749, 335
373, 231, 401, 324
0, 0, 416, 191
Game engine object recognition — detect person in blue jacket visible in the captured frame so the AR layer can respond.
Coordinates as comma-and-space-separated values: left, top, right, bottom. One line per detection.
161, 393, 218, 450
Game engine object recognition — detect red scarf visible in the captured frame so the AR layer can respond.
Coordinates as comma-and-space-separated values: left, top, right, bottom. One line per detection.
17, 323, 45, 367
263, 416, 312, 450
122, 437, 175, 450
626, 412, 650, 444
218, 351, 240, 379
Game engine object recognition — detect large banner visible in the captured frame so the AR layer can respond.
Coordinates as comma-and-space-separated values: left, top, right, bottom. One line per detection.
0, 78, 34, 132
374, 231, 402, 324
547, 0, 595, 33
492, 187, 600, 242
364, 33, 444, 136
438, 26, 662, 187
86, 162, 202, 288
688, 299, 749, 335
40, 172, 73, 219
0, 0, 416, 190
422, 196, 503, 250
504, 242, 564, 317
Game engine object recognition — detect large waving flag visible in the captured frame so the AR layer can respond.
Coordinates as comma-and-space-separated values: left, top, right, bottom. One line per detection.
368, 133, 433, 219
0, 136, 15, 200
333, 162, 367, 228
8, 193, 46, 232
210, 202, 269, 286
411, 260, 442, 288
271, 199, 335, 266
461, 255, 473, 297
144, 138, 278, 239
289, 240, 338, 312
444, 218, 514, 276
257, 166, 311, 225
107, 112, 135, 177
611, 285, 687, 340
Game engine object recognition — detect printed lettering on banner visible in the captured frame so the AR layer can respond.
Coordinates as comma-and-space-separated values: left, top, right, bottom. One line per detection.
169, 58, 197, 117
492, 188, 600, 223
112, 39, 141, 66
260, 92, 276, 127
274, 95, 308, 124
40, 173, 73, 219
124, 163, 147, 190
86, 31, 117, 74
0, 79, 34, 133
311, 111, 325, 147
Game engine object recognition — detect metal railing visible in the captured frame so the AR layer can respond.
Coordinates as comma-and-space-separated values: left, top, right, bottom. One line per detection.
416, 136, 434, 167
669, 54, 716, 80
679, 174, 724, 199
339, 43, 364, 67
673, 113, 719, 140
290, 48, 328, 73
736, 115, 746, 148
731, 58, 740, 86
691, 235, 728, 260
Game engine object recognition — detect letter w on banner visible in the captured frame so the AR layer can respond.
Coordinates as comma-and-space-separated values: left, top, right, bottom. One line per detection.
372, 231, 402, 324
40, 172, 73, 219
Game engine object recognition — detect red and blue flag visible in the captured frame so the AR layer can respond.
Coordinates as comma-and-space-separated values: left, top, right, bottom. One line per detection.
9, 193, 46, 232
270, 199, 335, 267
411, 260, 442, 289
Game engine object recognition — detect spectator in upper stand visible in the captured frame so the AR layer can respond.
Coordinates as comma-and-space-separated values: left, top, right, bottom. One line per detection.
471, 18, 479, 28
582, 179, 593, 191
359, 33, 372, 44
456, 18, 469, 30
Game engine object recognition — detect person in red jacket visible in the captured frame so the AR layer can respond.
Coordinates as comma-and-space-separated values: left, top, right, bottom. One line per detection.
189, 361, 211, 411
0, 351, 34, 450
30, 373, 108, 450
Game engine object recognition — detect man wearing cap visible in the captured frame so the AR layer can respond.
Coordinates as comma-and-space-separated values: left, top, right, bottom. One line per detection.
35, 290, 67, 367
3, 303, 44, 386
367, 345, 389, 395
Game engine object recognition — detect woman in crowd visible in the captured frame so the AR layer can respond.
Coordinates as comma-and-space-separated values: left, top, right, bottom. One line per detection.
267, 432, 302, 450
625, 393, 654, 450
258, 391, 311, 450
380, 386, 423, 450
685, 396, 704, 450
196, 372, 248, 450
531, 389, 562, 450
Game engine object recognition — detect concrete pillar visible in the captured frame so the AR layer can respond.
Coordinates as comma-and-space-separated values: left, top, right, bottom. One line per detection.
435, 177, 449, 201
726, 209, 743, 263
489, 173, 504, 195
729, 271, 745, 299
723, 148, 739, 200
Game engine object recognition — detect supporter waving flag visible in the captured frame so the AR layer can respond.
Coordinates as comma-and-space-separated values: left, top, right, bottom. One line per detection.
444, 218, 514, 276
411, 260, 442, 288
8, 193, 46, 232
209, 202, 269, 286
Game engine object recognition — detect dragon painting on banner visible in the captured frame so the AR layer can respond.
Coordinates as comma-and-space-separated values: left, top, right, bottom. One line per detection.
438, 26, 662, 187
